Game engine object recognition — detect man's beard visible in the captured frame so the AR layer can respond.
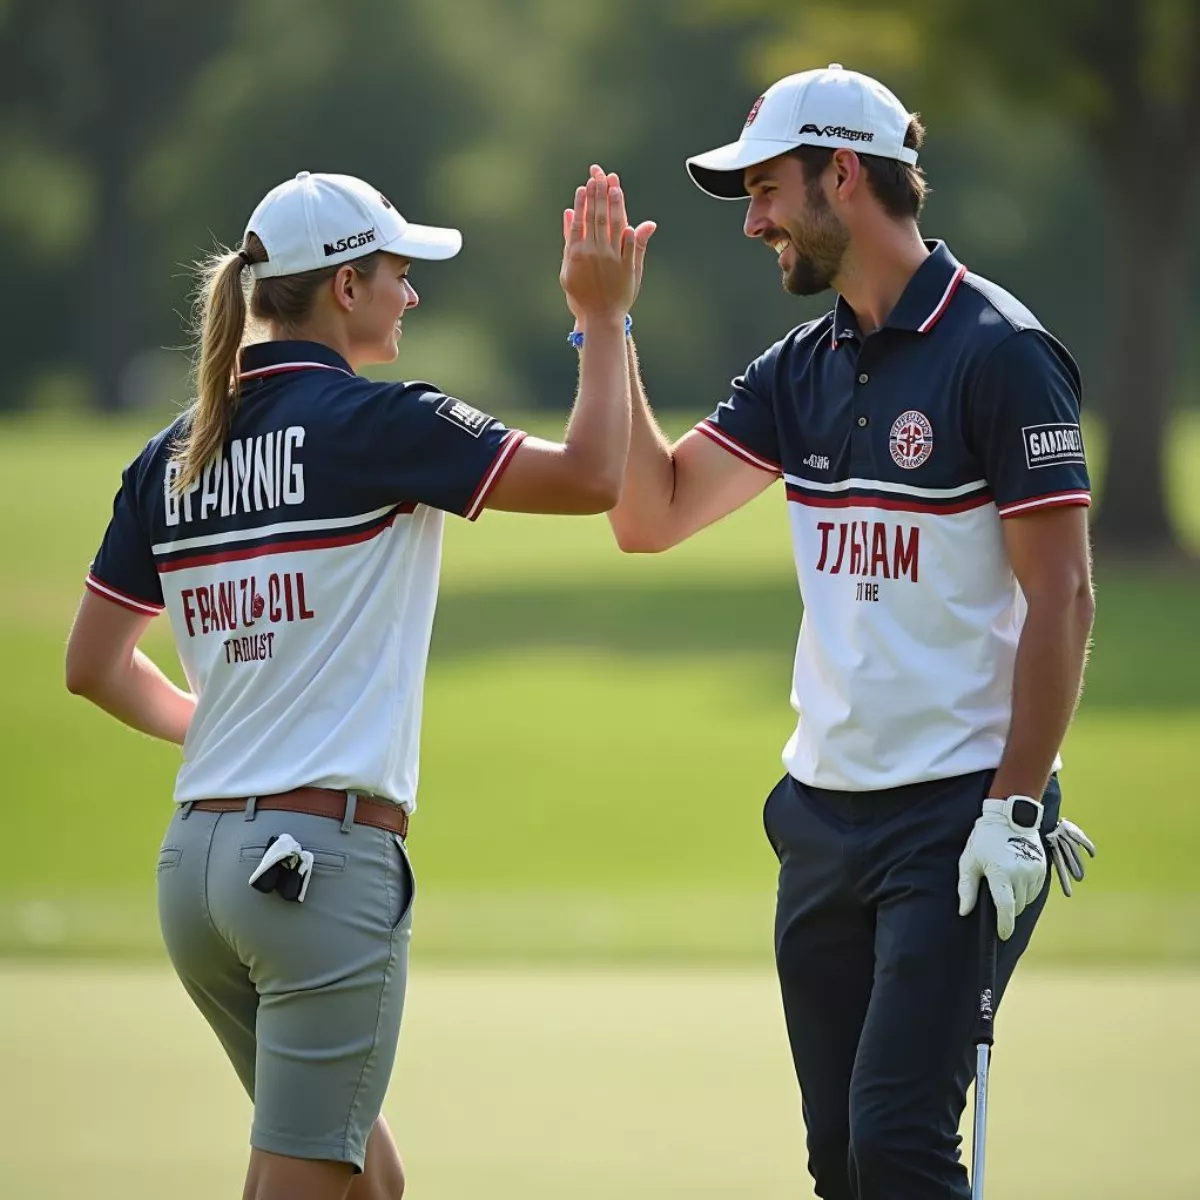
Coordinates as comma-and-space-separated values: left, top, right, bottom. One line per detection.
778, 184, 849, 297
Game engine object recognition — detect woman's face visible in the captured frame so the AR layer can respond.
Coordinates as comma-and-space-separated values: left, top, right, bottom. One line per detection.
346, 254, 420, 364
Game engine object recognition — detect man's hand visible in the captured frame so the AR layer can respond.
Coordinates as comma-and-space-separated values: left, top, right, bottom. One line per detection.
1046, 818, 1096, 897
957, 807, 1048, 940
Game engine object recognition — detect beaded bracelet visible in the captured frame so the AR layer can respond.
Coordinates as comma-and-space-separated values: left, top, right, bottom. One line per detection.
568, 313, 633, 349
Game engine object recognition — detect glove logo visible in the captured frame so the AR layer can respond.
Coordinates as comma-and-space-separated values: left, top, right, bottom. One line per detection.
1007, 836, 1043, 863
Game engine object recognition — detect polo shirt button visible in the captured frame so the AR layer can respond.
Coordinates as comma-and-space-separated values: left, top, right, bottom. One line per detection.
858, 373, 869, 384
857, 416, 868, 428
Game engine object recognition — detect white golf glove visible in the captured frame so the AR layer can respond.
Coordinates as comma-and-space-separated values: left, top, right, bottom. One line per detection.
958, 797, 1047, 941
1045, 818, 1096, 897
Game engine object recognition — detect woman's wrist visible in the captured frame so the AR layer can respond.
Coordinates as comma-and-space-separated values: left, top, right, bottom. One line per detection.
568, 313, 632, 347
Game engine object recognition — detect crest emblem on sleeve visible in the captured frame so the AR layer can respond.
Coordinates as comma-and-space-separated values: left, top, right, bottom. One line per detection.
889, 410, 934, 469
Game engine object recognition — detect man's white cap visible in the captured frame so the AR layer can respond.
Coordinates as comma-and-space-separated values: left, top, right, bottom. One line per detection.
244, 171, 462, 278
686, 64, 917, 200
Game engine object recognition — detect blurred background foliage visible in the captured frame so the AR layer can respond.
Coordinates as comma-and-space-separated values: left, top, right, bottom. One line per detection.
2, 10, 1197, 1195
0, 0, 1197, 551
0, 0, 1198, 965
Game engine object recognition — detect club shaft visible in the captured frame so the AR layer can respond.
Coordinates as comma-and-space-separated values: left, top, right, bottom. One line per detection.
971, 1042, 990, 1198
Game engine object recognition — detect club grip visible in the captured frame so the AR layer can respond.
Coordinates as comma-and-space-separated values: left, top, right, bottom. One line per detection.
974, 890, 999, 1047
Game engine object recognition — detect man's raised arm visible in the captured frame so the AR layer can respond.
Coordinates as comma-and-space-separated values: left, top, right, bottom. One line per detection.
608, 340, 778, 552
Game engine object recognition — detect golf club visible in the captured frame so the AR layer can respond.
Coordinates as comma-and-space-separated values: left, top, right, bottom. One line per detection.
971, 890, 999, 1199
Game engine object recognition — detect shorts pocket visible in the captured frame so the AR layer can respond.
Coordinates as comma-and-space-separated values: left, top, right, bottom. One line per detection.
389, 835, 416, 931
238, 844, 347, 872
156, 847, 182, 874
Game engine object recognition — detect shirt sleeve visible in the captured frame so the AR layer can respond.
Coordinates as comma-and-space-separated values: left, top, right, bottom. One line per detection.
694, 348, 782, 474
87, 453, 165, 615
968, 330, 1091, 519
338, 383, 527, 520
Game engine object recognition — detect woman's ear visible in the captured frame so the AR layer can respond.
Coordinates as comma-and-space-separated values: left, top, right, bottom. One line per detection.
331, 264, 358, 311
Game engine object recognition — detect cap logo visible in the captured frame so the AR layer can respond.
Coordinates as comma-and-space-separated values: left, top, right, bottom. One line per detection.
379, 193, 394, 210
744, 95, 765, 128
800, 122, 874, 144
323, 227, 377, 256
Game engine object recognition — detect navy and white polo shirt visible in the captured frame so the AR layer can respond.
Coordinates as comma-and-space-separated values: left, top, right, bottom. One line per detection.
86, 340, 526, 810
697, 242, 1090, 792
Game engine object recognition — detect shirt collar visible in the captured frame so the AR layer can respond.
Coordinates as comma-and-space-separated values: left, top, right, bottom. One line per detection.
830, 241, 967, 350
238, 340, 355, 380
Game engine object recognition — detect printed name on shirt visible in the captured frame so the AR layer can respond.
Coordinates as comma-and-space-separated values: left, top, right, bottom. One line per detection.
1022, 423, 1085, 469
165, 427, 306, 526
802, 453, 831, 471
815, 520, 920, 585
179, 570, 315, 640
435, 396, 491, 437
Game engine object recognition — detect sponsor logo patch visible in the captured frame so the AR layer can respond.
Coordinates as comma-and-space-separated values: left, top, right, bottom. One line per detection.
889, 410, 934, 469
744, 95, 765, 128
436, 396, 491, 437
800, 122, 874, 144
802, 453, 830, 471
323, 227, 377, 256
1022, 423, 1086, 469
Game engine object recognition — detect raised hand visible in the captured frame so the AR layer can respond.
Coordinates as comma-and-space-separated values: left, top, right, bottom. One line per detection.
560, 166, 656, 321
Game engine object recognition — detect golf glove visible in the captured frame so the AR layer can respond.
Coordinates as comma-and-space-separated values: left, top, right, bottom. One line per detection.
1045, 818, 1096, 898
958, 797, 1047, 941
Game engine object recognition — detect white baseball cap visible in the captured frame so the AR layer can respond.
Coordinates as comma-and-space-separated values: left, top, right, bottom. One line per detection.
244, 171, 463, 278
686, 64, 917, 200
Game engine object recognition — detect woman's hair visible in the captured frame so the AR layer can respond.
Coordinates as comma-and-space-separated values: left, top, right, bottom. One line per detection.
172, 234, 384, 492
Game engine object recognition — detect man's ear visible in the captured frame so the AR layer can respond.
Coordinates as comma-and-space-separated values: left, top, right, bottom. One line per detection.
830, 149, 864, 200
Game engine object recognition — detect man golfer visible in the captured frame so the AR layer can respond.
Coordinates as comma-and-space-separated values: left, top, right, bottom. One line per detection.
599, 64, 1095, 1199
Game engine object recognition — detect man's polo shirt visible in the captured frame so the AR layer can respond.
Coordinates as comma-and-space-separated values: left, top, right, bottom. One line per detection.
698, 242, 1090, 792
86, 340, 526, 811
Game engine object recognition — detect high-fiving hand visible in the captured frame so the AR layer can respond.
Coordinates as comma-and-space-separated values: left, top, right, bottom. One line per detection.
560, 164, 656, 322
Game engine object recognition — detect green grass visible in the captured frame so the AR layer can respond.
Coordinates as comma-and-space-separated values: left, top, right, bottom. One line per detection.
1, 411, 1198, 962
1, 963, 1196, 1199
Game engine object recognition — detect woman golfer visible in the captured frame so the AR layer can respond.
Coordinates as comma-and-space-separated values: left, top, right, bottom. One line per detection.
65, 169, 654, 1200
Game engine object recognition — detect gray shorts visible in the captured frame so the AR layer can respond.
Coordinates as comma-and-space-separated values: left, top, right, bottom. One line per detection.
156, 798, 415, 1171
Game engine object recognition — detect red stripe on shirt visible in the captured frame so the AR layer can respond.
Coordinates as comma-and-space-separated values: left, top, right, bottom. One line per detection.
694, 421, 781, 474
786, 489, 994, 516
157, 505, 414, 573
918, 265, 968, 333
85, 574, 164, 615
464, 430, 528, 521
997, 490, 1091, 519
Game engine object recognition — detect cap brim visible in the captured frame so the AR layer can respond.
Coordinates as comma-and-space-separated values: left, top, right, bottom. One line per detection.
685, 138, 801, 200
383, 222, 463, 261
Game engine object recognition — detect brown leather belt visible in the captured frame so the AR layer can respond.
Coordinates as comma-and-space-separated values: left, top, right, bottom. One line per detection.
190, 788, 409, 839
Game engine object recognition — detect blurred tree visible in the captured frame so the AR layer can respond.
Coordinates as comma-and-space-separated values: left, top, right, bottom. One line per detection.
0, 0, 239, 411
694, 0, 1200, 557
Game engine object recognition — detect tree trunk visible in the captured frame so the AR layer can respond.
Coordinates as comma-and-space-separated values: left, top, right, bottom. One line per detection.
79, 4, 144, 413
84, 151, 141, 413
1090, 198, 1190, 557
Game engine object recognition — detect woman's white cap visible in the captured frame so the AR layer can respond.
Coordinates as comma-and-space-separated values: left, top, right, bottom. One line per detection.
244, 171, 463, 278
686, 64, 917, 200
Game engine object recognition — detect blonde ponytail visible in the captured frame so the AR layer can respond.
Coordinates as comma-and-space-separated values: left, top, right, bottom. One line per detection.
173, 232, 383, 492
174, 238, 264, 492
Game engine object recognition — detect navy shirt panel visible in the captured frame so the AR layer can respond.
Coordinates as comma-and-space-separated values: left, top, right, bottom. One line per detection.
89, 432, 172, 609
702, 243, 1090, 515
703, 336, 789, 470
966, 328, 1089, 513
89, 341, 522, 600
325, 379, 515, 517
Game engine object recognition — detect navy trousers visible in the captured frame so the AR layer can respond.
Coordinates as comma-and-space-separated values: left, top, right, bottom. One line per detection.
762, 769, 1060, 1200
